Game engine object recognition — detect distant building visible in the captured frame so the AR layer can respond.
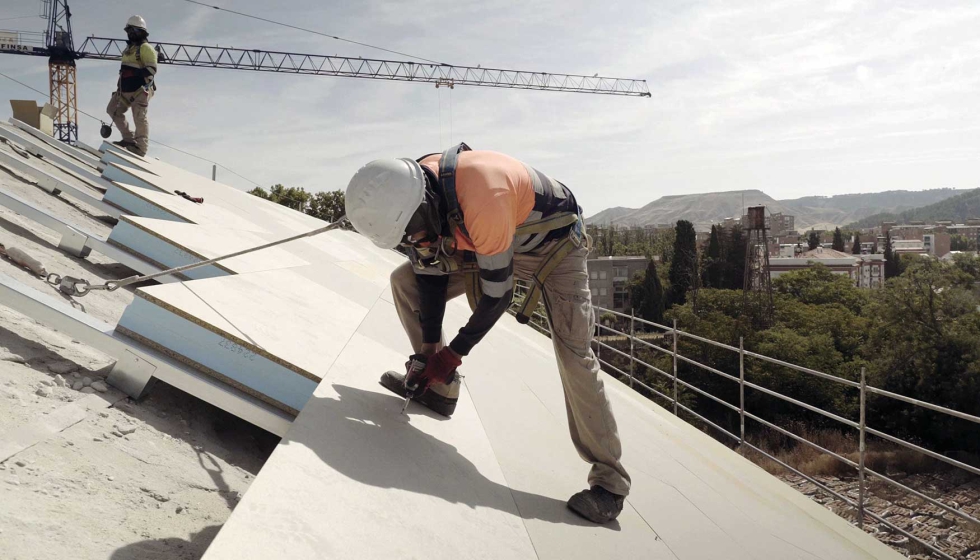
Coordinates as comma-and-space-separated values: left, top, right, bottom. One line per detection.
888, 225, 925, 241
769, 247, 884, 289
778, 232, 802, 245
736, 211, 795, 235
769, 213, 795, 235
777, 244, 800, 258
947, 224, 980, 245
587, 256, 650, 312
875, 220, 980, 255
923, 232, 951, 257
892, 239, 926, 254
859, 254, 886, 289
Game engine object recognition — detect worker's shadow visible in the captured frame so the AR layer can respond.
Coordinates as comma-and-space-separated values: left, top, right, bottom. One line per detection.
109, 525, 220, 559
289, 384, 619, 530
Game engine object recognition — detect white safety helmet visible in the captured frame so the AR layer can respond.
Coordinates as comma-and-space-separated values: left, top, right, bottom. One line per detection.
125, 15, 147, 31
345, 158, 426, 249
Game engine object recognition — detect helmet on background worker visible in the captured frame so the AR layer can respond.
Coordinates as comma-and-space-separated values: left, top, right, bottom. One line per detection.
125, 15, 148, 40
125, 15, 147, 31
345, 158, 431, 249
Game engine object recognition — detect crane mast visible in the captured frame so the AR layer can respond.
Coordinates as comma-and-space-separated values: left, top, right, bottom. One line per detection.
40, 0, 79, 143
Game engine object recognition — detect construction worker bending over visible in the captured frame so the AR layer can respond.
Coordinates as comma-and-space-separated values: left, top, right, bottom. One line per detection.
345, 144, 631, 524
106, 15, 156, 157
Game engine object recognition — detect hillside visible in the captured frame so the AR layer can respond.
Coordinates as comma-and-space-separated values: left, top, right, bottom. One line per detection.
585, 206, 635, 226
847, 188, 980, 229
585, 190, 798, 230
786, 189, 969, 228
586, 188, 970, 231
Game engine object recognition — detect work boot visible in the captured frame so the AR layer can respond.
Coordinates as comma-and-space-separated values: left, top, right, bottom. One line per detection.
380, 354, 460, 417
112, 139, 136, 149
567, 486, 625, 524
126, 144, 147, 157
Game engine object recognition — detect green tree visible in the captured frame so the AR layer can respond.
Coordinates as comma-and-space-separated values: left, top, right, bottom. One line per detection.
667, 220, 698, 308
866, 259, 980, 452
772, 264, 867, 314
950, 234, 975, 251
883, 232, 900, 279
751, 324, 854, 420
269, 184, 311, 211
247, 186, 269, 199
308, 190, 346, 223
832, 227, 845, 252
249, 185, 351, 226
702, 225, 724, 288
248, 184, 312, 212
630, 258, 665, 325
586, 225, 675, 261
851, 231, 861, 254
807, 230, 821, 250
951, 252, 980, 282
665, 288, 747, 429
725, 226, 746, 290
599, 312, 616, 328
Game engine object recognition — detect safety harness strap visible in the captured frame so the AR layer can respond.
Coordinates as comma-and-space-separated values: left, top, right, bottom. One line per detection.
459, 214, 583, 317
133, 42, 156, 91
434, 142, 584, 317
514, 235, 578, 324
438, 142, 472, 241
514, 212, 579, 237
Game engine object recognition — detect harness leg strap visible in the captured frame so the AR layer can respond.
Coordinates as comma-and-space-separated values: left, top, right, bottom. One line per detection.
516, 236, 577, 324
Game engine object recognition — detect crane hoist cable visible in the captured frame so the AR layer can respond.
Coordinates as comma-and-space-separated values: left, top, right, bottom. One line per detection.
179, 0, 447, 65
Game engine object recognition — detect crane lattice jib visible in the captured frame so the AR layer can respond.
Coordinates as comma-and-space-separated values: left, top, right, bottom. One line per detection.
74, 37, 650, 97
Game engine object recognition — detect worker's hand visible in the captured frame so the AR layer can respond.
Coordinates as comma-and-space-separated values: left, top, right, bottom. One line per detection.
405, 347, 461, 395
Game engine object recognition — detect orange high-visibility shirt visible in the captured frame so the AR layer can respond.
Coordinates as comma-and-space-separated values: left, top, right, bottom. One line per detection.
419, 150, 535, 256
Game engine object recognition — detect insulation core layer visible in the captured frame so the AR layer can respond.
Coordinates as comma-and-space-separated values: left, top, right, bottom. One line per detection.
117, 293, 317, 415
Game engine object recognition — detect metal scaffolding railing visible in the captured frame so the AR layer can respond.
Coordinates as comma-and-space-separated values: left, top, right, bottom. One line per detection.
509, 280, 980, 560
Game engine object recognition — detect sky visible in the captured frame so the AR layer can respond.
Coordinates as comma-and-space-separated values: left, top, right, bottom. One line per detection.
1, 0, 979, 216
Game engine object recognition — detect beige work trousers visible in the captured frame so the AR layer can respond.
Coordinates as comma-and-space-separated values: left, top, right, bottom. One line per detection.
390, 246, 631, 496
106, 88, 152, 153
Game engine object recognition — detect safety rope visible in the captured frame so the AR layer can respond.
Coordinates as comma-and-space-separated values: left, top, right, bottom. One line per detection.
45, 215, 347, 297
